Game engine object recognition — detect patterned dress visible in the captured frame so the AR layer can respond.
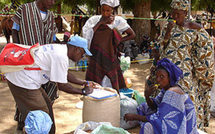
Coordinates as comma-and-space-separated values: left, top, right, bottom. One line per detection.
82, 15, 130, 91
138, 89, 198, 134
153, 25, 214, 129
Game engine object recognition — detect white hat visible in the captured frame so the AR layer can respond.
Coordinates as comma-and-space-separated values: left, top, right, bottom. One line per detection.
100, 0, 120, 7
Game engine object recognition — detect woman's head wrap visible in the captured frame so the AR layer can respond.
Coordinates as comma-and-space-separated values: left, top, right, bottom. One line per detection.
157, 58, 183, 86
170, 0, 189, 11
100, 0, 120, 7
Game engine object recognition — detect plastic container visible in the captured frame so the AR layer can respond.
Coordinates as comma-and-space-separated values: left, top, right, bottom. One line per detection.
124, 77, 132, 88
119, 88, 134, 98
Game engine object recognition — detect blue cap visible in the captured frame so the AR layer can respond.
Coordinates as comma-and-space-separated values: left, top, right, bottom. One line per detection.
67, 36, 92, 56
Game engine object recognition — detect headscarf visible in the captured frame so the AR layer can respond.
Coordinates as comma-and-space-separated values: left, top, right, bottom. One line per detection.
157, 58, 183, 86
170, 0, 189, 11
100, 0, 120, 7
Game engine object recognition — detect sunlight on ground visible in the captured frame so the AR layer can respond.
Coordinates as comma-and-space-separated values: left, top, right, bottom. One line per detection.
0, 62, 215, 134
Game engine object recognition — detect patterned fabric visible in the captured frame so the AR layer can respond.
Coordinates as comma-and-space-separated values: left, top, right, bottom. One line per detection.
83, 15, 130, 91
170, 0, 190, 11
12, 1, 58, 45
137, 90, 198, 134
41, 81, 59, 103
85, 24, 126, 91
150, 25, 214, 129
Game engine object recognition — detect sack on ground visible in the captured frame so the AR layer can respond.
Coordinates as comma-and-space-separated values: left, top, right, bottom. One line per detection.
74, 121, 130, 134
92, 124, 130, 134
120, 94, 139, 129
133, 90, 146, 105
74, 121, 111, 134
82, 87, 120, 127
120, 56, 131, 72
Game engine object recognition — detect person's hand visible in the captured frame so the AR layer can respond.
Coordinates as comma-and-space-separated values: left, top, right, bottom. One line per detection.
124, 113, 136, 122
84, 81, 100, 88
164, 21, 175, 40
82, 86, 93, 95
100, 15, 115, 25
144, 84, 157, 98
167, 21, 175, 31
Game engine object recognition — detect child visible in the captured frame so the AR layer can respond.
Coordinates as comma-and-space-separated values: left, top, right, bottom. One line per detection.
124, 58, 198, 134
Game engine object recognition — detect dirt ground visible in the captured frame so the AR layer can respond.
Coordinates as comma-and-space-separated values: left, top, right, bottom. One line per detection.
0, 62, 215, 134
0, 36, 215, 134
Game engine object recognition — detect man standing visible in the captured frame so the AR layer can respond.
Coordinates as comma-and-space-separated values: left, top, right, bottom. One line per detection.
5, 36, 94, 134
12, 0, 58, 45
11, 0, 59, 131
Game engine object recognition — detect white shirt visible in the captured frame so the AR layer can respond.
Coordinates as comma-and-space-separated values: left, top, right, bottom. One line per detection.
5, 44, 69, 89
82, 15, 130, 48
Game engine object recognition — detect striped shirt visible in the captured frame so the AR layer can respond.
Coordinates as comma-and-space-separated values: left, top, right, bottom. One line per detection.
12, 1, 58, 45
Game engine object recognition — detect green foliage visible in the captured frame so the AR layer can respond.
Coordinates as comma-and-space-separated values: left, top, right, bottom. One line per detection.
15, 0, 34, 4
0, 0, 12, 10
83, 0, 99, 9
62, 0, 85, 8
120, 0, 171, 12
120, 0, 136, 11
192, 0, 215, 13
1, 0, 213, 15
151, 0, 171, 12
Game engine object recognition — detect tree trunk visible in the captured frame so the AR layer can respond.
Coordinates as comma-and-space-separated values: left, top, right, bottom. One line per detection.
132, 0, 151, 45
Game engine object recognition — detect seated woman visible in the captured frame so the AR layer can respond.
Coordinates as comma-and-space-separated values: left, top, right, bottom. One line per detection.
124, 58, 198, 134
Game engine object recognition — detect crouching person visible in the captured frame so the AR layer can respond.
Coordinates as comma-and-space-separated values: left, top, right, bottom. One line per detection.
5, 36, 96, 134
124, 58, 198, 134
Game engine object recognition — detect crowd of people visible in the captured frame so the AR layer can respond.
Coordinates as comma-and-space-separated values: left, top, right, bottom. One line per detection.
0, 0, 214, 133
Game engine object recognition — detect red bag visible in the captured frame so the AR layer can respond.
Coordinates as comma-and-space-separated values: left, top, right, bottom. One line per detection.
0, 43, 40, 73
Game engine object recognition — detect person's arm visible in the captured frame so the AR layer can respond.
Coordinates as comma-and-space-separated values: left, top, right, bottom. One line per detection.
57, 82, 93, 95
162, 21, 175, 49
120, 28, 135, 42
12, 22, 20, 43
67, 71, 99, 88
124, 113, 148, 122
93, 15, 114, 32
144, 83, 157, 110
67, 71, 86, 86
12, 29, 20, 43
92, 21, 103, 32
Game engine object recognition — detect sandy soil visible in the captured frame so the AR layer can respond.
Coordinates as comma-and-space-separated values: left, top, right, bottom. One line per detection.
0, 62, 215, 134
